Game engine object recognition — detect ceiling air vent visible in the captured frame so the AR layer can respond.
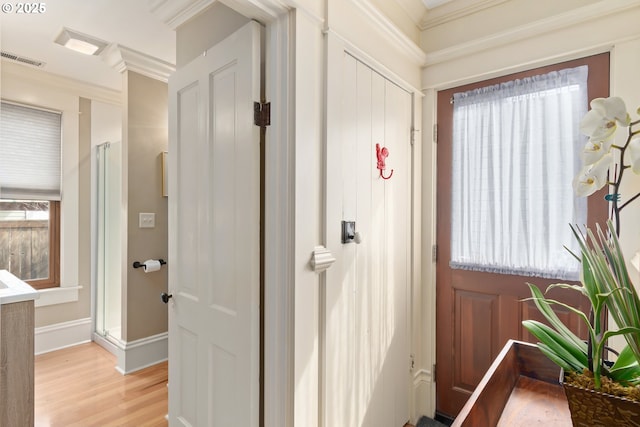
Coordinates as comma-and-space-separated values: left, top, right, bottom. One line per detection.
0, 51, 45, 68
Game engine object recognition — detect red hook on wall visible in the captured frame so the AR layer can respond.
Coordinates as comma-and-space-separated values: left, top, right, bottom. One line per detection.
376, 143, 394, 180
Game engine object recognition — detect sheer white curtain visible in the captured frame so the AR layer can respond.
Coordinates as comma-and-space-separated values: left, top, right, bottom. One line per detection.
450, 65, 588, 280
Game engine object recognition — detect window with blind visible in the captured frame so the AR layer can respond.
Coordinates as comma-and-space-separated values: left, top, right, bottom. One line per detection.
0, 101, 61, 288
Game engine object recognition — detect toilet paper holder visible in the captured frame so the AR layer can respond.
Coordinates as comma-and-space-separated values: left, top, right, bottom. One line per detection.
133, 259, 167, 269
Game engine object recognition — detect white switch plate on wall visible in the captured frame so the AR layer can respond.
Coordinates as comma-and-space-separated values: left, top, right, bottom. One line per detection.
139, 212, 155, 228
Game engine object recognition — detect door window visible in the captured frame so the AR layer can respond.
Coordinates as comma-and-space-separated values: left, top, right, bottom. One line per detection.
450, 65, 588, 280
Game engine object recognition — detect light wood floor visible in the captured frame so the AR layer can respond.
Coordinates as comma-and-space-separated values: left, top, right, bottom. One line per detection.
34, 343, 419, 426
35, 342, 168, 427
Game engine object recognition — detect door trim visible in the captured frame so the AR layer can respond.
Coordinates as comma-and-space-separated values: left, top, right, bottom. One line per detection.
263, 10, 295, 427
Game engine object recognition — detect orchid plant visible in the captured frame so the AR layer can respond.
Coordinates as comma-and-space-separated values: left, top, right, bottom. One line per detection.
573, 96, 640, 236
522, 96, 640, 396
523, 221, 640, 391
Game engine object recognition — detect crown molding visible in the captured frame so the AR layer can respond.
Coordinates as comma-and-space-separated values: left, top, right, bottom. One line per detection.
1, 59, 121, 104
102, 44, 175, 82
423, 0, 640, 66
149, 0, 292, 29
420, 0, 507, 30
395, 0, 429, 28
351, 0, 427, 66
148, 0, 216, 30
219, 0, 292, 21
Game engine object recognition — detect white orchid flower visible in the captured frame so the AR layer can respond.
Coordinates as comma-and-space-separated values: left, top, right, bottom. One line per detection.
582, 139, 612, 165
629, 136, 640, 174
580, 97, 631, 140
573, 153, 612, 197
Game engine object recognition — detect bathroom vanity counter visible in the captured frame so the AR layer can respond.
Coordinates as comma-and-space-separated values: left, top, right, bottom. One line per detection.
0, 269, 39, 304
0, 270, 39, 427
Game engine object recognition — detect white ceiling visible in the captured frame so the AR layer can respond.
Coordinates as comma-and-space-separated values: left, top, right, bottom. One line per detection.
0, 0, 175, 91
0, 0, 458, 92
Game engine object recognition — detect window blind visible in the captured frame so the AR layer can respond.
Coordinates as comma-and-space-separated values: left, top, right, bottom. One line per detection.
0, 101, 62, 200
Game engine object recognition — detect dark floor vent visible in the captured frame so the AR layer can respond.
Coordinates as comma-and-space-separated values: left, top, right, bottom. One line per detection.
0, 51, 45, 68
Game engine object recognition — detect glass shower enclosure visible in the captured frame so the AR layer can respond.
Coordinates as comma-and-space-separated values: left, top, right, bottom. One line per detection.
95, 141, 122, 341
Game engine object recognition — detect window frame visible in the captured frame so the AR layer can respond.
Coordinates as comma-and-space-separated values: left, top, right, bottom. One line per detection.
1, 99, 62, 290
1, 66, 88, 307
0, 200, 61, 289
26, 200, 60, 289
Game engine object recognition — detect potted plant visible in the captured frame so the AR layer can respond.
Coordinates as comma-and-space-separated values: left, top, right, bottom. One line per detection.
523, 96, 640, 425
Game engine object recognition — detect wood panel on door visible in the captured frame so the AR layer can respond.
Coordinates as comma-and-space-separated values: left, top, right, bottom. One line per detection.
323, 54, 412, 427
435, 53, 610, 419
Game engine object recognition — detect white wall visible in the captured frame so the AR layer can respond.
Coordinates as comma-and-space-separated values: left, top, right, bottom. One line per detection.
612, 36, 640, 271
327, 0, 423, 89
420, 0, 640, 416
1, 61, 120, 326
175, 2, 250, 67
91, 101, 122, 147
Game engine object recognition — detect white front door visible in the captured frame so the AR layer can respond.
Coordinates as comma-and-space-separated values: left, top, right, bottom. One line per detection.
167, 21, 261, 427
324, 54, 412, 427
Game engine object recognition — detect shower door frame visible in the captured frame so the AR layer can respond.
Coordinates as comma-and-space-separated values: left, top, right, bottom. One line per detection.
93, 141, 123, 343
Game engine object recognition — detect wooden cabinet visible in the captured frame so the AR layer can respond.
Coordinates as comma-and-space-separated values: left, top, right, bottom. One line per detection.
0, 300, 35, 427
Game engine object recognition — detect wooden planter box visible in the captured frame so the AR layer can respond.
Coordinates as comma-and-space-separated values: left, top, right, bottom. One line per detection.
452, 339, 571, 426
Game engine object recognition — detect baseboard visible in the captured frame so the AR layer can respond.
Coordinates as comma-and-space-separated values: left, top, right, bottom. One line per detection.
413, 368, 436, 421
92, 331, 121, 357
119, 332, 168, 374
95, 331, 168, 375
34, 317, 92, 355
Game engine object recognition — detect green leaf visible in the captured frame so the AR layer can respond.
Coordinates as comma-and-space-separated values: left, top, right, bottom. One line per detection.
611, 344, 638, 370
524, 221, 640, 388
536, 342, 576, 373
602, 326, 640, 343
524, 283, 587, 351
527, 295, 593, 338
609, 364, 640, 384
546, 283, 587, 297
522, 320, 587, 371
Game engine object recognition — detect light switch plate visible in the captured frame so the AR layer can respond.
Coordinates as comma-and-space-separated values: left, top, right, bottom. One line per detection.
139, 212, 155, 228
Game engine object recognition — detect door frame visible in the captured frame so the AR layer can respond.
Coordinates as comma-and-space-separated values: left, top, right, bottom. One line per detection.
154, 1, 294, 426
422, 41, 616, 425
433, 54, 609, 418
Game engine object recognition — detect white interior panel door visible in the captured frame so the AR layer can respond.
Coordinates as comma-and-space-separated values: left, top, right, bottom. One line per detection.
324, 53, 412, 427
167, 21, 261, 427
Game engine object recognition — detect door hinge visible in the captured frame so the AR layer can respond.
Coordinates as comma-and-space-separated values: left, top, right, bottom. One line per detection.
410, 354, 415, 372
254, 101, 271, 127
410, 127, 417, 146
433, 123, 438, 144
433, 363, 437, 383
432, 244, 438, 262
